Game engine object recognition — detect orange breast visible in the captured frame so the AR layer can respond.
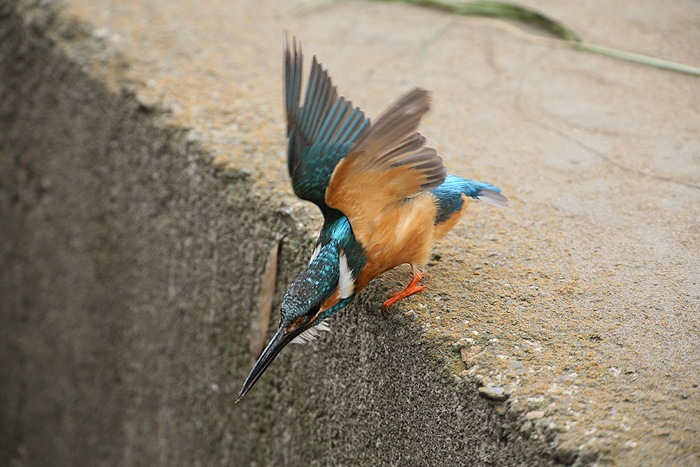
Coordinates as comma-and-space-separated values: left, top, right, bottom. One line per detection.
356, 193, 439, 290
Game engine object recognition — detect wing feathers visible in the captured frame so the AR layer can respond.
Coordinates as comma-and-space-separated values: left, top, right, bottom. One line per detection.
291, 51, 368, 150
285, 39, 303, 175
343, 88, 446, 190
297, 57, 367, 150
317, 96, 342, 142
326, 88, 447, 244
284, 39, 369, 208
335, 108, 365, 144
377, 133, 425, 165
353, 88, 432, 164
285, 39, 302, 131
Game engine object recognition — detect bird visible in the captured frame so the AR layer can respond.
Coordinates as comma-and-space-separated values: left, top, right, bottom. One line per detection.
235, 38, 507, 403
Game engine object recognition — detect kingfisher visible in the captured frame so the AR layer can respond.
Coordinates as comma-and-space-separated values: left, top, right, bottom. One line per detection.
235, 39, 507, 403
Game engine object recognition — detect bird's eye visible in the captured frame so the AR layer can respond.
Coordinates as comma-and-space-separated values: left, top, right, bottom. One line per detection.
307, 304, 320, 317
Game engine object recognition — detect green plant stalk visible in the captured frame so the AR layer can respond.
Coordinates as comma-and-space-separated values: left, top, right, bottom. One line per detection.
374, 0, 700, 77
572, 42, 700, 76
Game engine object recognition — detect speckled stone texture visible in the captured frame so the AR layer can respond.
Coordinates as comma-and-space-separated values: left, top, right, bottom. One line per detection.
1, 0, 699, 465
0, 2, 555, 465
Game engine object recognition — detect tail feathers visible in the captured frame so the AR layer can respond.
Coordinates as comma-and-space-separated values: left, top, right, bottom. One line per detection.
454, 177, 508, 208
432, 175, 507, 225
477, 188, 508, 208
459, 178, 508, 208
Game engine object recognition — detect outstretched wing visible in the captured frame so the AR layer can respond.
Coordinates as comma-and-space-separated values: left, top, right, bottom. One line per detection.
285, 39, 370, 215
325, 88, 447, 245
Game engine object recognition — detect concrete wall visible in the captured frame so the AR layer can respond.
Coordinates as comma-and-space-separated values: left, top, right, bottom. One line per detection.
0, 3, 555, 465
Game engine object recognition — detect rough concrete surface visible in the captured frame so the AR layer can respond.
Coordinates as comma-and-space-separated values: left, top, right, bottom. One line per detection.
1, 0, 698, 465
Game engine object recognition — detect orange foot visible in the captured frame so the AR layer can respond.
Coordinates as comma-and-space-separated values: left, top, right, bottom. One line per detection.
382, 271, 426, 316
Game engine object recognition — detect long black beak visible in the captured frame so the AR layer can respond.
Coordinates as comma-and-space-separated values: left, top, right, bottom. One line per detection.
235, 324, 300, 403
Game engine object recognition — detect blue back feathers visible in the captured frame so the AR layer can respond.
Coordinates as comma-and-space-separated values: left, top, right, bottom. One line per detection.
432, 175, 508, 224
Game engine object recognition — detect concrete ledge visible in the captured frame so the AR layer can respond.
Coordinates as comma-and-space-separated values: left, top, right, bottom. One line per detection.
2, 0, 699, 465
0, 2, 555, 465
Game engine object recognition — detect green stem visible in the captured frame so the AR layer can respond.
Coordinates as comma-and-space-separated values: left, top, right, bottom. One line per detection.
572, 41, 700, 77
373, 0, 700, 77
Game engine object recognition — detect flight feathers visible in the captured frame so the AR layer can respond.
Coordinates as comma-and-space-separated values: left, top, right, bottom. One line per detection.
285, 39, 369, 209
350, 88, 446, 190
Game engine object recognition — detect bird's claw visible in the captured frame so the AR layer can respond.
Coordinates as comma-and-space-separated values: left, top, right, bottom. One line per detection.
381, 302, 394, 318
381, 285, 426, 317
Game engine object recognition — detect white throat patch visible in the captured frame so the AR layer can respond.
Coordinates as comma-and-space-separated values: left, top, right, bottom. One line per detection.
338, 251, 355, 299
291, 321, 331, 345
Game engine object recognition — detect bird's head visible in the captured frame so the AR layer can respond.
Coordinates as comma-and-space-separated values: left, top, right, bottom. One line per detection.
235, 239, 355, 402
